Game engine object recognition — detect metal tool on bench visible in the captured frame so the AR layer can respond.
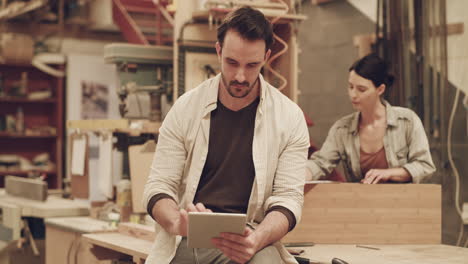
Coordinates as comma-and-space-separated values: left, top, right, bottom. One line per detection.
104, 43, 173, 122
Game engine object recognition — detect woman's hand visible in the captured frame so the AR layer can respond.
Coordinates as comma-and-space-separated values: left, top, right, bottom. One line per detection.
362, 169, 392, 184
362, 168, 412, 184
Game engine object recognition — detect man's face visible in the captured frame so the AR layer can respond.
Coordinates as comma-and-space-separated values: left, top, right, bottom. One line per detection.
216, 30, 271, 98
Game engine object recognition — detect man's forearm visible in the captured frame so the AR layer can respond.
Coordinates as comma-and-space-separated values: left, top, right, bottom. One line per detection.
152, 198, 180, 235
252, 211, 290, 251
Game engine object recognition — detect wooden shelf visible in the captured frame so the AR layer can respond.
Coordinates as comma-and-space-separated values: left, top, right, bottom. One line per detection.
0, 97, 56, 103
192, 10, 307, 24
0, 170, 56, 176
0, 132, 57, 138
0, 63, 64, 189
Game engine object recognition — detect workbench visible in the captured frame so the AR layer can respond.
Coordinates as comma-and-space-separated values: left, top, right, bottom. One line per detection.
45, 217, 116, 264
0, 193, 89, 218
82, 232, 468, 264
0, 190, 90, 264
83, 232, 152, 264
81, 183, 451, 263
0, 190, 89, 241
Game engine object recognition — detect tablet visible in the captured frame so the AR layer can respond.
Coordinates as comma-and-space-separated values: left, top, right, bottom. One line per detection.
187, 212, 247, 248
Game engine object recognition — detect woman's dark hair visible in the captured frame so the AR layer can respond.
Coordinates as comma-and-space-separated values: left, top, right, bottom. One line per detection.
349, 53, 395, 88
217, 6, 273, 52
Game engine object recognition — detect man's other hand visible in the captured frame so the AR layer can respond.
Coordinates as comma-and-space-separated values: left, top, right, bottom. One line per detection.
211, 227, 259, 264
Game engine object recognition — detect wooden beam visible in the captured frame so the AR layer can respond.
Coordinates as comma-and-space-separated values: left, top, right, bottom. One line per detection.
463, 203, 468, 225
3, 22, 125, 42
353, 23, 464, 57
0, 0, 47, 20
66, 119, 129, 130
311, 0, 337, 5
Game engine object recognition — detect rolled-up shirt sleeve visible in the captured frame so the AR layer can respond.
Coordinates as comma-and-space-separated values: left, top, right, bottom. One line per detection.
402, 111, 436, 183
264, 107, 310, 228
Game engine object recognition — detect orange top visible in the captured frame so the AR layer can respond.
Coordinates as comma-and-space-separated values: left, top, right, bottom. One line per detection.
360, 147, 389, 177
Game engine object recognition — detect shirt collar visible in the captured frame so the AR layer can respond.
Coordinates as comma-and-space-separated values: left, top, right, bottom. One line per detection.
349, 99, 396, 135
203, 73, 266, 116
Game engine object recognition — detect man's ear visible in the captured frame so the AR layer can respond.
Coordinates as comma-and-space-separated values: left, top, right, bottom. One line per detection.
216, 42, 222, 60
377, 84, 386, 96
264, 49, 271, 62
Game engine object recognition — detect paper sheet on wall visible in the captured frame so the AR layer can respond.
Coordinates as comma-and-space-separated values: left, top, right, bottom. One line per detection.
98, 131, 113, 199
71, 137, 87, 176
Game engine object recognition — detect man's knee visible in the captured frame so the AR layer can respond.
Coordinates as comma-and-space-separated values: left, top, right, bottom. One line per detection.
249, 246, 282, 264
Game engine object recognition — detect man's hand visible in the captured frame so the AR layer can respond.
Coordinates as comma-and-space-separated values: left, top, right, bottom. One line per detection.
160, 201, 211, 237
362, 168, 412, 184
211, 227, 259, 264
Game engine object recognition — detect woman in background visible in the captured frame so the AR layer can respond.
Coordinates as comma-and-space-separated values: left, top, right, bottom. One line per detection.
306, 53, 435, 184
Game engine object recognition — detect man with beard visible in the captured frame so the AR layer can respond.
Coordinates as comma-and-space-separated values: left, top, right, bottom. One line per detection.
143, 6, 309, 264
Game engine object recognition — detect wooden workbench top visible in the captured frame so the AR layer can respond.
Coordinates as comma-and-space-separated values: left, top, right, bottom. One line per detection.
81, 231, 468, 264
45, 217, 116, 234
0, 192, 89, 218
298, 244, 468, 264
82, 232, 152, 261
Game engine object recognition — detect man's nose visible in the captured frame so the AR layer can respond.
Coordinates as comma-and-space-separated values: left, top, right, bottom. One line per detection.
235, 68, 246, 83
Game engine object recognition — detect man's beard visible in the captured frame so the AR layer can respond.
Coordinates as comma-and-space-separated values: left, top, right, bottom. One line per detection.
221, 73, 258, 98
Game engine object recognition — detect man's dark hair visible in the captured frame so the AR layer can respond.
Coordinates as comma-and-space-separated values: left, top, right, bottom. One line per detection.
217, 6, 273, 51
349, 53, 395, 88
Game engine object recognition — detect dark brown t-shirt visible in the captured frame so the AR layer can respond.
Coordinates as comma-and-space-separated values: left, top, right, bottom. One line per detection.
193, 99, 259, 213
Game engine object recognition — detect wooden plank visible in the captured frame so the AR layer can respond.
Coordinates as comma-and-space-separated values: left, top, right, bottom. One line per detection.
45, 217, 116, 234
118, 223, 155, 242
0, 0, 47, 19
0, 195, 89, 218
83, 232, 152, 260
0, 203, 21, 240
192, 10, 306, 24
5, 176, 47, 201
298, 244, 468, 264
128, 141, 156, 213
70, 133, 89, 199
283, 183, 441, 244
311, 0, 337, 5
463, 203, 468, 225
67, 119, 129, 130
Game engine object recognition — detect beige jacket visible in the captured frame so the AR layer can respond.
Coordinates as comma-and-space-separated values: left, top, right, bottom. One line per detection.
307, 100, 436, 183
143, 74, 310, 264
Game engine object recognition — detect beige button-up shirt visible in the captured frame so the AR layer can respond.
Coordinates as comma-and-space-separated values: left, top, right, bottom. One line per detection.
307, 101, 436, 183
143, 74, 310, 264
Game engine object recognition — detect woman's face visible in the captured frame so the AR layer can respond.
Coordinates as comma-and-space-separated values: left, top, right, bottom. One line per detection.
347, 70, 385, 112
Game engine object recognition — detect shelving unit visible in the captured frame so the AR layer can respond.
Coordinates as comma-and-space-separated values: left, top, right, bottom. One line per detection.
174, 0, 306, 102
0, 64, 65, 189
